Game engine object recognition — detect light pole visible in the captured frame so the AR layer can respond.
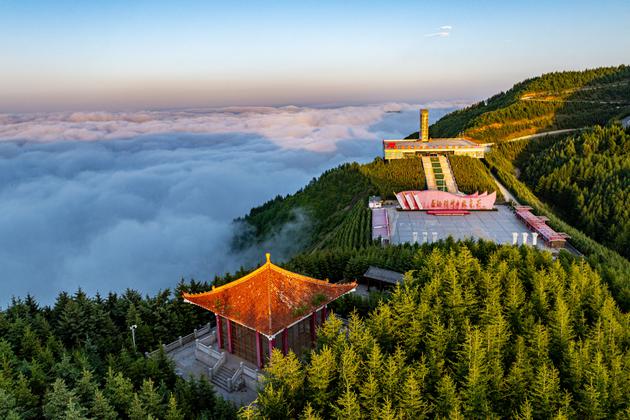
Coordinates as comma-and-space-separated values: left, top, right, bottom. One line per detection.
129, 324, 138, 350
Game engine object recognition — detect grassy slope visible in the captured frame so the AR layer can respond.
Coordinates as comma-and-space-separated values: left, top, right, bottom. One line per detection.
407, 66, 630, 142
233, 158, 428, 254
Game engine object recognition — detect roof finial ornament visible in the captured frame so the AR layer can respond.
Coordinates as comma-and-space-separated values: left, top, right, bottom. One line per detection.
266, 253, 271, 264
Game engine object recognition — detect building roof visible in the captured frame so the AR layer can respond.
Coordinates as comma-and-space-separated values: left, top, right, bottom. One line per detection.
363, 266, 404, 285
182, 254, 356, 338
383, 138, 485, 150
514, 206, 570, 242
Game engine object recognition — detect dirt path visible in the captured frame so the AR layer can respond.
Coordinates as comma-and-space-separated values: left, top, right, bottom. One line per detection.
488, 171, 519, 205
502, 128, 582, 143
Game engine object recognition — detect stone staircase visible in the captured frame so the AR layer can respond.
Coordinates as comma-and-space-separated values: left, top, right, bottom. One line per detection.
421, 154, 459, 193
421, 156, 437, 190
211, 365, 237, 392
438, 155, 458, 193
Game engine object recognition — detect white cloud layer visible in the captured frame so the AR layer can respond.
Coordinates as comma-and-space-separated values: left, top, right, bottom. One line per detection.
0, 103, 433, 152
0, 104, 457, 306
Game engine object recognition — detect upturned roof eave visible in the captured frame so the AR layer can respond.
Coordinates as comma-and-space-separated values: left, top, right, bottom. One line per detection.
183, 285, 357, 340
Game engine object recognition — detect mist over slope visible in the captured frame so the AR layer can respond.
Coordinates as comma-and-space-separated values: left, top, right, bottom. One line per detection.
0, 104, 454, 306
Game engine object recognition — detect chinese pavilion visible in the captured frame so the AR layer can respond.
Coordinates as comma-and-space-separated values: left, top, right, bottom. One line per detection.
182, 254, 356, 368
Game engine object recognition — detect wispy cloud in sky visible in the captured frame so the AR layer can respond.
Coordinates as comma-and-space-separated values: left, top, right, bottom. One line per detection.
425, 25, 453, 38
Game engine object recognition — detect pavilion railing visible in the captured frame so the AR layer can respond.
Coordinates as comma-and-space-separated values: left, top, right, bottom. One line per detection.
242, 365, 265, 391
194, 339, 225, 380
227, 362, 244, 391
145, 322, 213, 358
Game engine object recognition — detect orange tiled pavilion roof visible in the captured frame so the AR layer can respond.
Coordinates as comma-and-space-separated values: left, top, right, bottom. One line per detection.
182, 254, 356, 338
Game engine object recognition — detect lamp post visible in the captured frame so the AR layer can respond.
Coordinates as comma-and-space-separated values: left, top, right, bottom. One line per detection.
129, 324, 138, 350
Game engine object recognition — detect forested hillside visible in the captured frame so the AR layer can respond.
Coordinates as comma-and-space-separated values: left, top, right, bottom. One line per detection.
244, 242, 630, 419
407, 66, 630, 142
235, 156, 502, 254
486, 132, 630, 310
232, 159, 428, 254
0, 283, 240, 419
514, 125, 629, 258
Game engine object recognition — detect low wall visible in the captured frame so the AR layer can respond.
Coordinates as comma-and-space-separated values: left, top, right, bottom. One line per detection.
146, 322, 213, 358
242, 365, 264, 392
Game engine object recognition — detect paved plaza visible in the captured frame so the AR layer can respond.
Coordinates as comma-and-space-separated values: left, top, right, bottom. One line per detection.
167, 333, 259, 406
387, 205, 553, 251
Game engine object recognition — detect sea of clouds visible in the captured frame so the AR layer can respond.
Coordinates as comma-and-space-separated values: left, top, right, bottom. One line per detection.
0, 104, 455, 306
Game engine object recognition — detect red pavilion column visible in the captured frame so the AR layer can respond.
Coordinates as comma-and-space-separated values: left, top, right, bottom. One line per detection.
321, 304, 327, 324
310, 311, 317, 345
255, 331, 263, 369
268, 337, 276, 359
281, 328, 288, 356
216, 314, 223, 349
226, 319, 234, 354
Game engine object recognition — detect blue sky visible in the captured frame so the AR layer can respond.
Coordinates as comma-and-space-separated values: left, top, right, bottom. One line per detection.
1, 0, 629, 111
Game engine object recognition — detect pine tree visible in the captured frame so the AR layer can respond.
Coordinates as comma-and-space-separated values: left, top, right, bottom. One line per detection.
550, 295, 574, 363
74, 369, 97, 407
503, 337, 532, 413
359, 372, 380, 417
63, 398, 89, 420
434, 374, 461, 418
0, 389, 20, 420
165, 394, 184, 420
12, 372, 38, 418
103, 368, 134, 416
256, 383, 290, 419
348, 312, 373, 357
333, 389, 361, 419
460, 326, 491, 418
317, 315, 346, 353
300, 402, 324, 420
399, 372, 430, 419
139, 378, 162, 418
366, 343, 384, 378
530, 362, 562, 418
43, 379, 76, 419
381, 347, 407, 402
514, 399, 533, 420
90, 389, 117, 420
128, 393, 148, 420
266, 349, 304, 400
306, 345, 337, 412
339, 346, 360, 392
377, 397, 399, 420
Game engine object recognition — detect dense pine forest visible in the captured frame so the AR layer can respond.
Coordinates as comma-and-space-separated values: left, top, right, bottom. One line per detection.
244, 242, 630, 419
486, 127, 630, 310
0, 282, 247, 419
516, 125, 629, 258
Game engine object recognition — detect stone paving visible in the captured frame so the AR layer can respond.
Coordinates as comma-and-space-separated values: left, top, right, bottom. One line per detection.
387, 204, 555, 252
167, 333, 259, 406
